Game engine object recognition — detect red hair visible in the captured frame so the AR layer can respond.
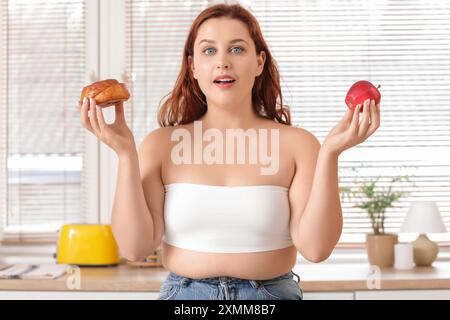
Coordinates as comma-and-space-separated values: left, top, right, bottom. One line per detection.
157, 3, 291, 127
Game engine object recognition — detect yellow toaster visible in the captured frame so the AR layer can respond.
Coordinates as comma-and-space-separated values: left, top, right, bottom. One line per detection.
56, 224, 120, 266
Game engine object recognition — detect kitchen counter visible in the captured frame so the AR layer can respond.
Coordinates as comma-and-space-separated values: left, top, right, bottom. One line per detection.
2, 259, 450, 293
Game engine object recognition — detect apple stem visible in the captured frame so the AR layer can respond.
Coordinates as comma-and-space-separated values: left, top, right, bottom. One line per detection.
377, 84, 381, 89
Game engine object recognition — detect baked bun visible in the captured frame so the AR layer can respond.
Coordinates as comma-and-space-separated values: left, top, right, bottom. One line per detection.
80, 79, 130, 108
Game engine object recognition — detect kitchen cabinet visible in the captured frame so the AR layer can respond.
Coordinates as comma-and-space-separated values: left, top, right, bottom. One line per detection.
2, 290, 450, 300
355, 289, 450, 300
303, 292, 354, 300
0, 290, 160, 300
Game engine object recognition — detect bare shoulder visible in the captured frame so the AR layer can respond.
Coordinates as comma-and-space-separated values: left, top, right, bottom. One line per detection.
276, 123, 321, 161
286, 125, 320, 146
137, 127, 175, 175
264, 121, 320, 148
138, 126, 176, 154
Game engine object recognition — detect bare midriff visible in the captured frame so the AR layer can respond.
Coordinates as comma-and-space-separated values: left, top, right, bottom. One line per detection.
162, 243, 298, 280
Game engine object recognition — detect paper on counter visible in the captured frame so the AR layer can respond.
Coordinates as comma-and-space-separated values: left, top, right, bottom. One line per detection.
19, 264, 71, 280
0, 264, 71, 280
0, 264, 36, 279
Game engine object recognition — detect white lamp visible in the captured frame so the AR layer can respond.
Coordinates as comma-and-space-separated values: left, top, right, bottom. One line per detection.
400, 202, 447, 266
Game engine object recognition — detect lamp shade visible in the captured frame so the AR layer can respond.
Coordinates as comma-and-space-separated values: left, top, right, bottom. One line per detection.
400, 201, 447, 234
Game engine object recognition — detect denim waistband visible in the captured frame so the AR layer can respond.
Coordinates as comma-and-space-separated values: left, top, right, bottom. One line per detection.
166, 270, 300, 285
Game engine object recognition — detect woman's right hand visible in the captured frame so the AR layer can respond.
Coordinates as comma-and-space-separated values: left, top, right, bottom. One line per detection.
79, 97, 137, 157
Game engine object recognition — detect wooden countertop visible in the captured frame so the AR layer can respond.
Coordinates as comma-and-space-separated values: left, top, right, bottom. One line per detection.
2, 259, 450, 292
295, 261, 450, 291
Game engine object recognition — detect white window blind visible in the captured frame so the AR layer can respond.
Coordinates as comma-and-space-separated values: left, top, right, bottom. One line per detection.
0, 0, 91, 242
123, 0, 209, 146
124, 0, 450, 244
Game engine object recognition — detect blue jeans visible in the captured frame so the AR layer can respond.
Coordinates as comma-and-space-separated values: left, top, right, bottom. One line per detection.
157, 270, 303, 300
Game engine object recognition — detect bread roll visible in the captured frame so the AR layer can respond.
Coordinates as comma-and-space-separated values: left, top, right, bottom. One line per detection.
80, 79, 130, 108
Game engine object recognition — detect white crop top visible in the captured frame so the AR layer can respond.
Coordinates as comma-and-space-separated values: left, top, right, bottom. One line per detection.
162, 182, 293, 253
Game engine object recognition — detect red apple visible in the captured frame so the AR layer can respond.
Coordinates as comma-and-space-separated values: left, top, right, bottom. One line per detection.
345, 80, 381, 113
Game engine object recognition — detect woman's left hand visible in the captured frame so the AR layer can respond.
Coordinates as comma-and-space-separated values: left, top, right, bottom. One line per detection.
322, 98, 380, 156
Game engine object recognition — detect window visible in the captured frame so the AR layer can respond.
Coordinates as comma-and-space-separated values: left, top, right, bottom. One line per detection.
0, 0, 98, 243
123, 0, 450, 244
2, 0, 449, 245
123, 0, 209, 146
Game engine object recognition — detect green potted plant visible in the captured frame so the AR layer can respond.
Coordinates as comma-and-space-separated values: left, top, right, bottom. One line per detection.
340, 172, 412, 268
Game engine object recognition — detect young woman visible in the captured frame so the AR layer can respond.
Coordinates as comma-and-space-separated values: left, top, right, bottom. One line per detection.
79, 4, 380, 300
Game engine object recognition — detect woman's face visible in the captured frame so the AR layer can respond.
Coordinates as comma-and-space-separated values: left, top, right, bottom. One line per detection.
189, 17, 266, 108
